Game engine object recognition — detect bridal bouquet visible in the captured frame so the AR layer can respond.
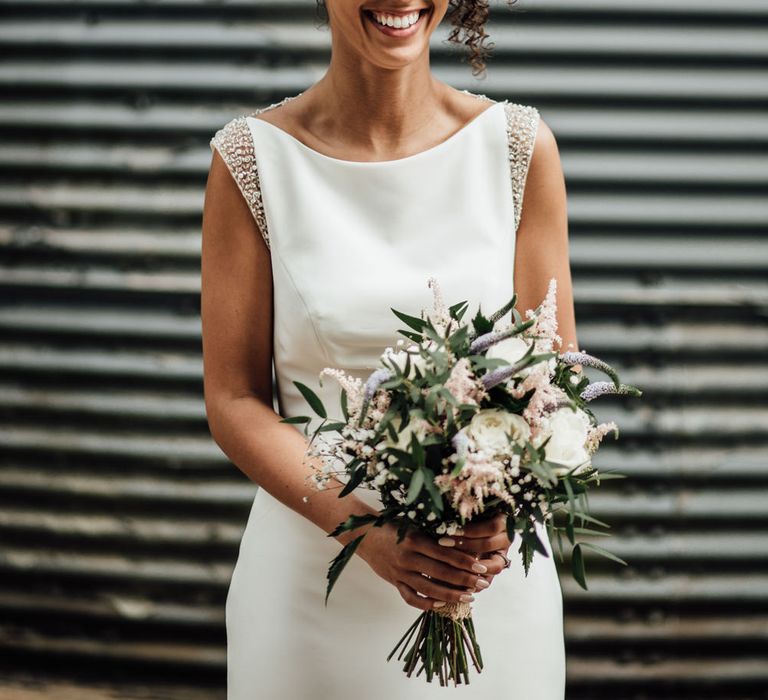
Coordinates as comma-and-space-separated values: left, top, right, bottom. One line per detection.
281, 277, 641, 686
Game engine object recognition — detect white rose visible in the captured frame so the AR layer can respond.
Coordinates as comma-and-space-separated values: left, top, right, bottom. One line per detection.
485, 336, 533, 377
466, 409, 531, 456
543, 407, 592, 475
384, 415, 429, 451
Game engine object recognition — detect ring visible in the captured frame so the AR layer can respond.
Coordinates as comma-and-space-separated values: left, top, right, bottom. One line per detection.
458, 539, 464, 546
497, 551, 512, 569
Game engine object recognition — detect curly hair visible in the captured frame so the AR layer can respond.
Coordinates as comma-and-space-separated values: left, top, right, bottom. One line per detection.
315, 0, 519, 77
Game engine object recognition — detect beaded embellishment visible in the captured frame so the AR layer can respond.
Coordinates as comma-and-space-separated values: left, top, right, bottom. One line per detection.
209, 94, 299, 250
503, 102, 541, 233
209, 90, 538, 249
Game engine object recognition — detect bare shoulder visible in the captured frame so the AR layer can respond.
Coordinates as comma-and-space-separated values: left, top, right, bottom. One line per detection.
532, 117, 561, 166
527, 116, 566, 196
516, 115, 568, 240
247, 93, 311, 139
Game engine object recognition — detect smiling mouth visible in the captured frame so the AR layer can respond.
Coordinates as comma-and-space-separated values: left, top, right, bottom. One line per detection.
362, 7, 431, 36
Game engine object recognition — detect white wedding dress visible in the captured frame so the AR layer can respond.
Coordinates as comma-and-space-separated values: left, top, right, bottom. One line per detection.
210, 88, 566, 699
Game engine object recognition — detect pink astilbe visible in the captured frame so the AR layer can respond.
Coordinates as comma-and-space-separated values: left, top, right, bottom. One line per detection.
434, 453, 513, 520
445, 357, 488, 407
510, 365, 564, 440
319, 368, 364, 419
370, 389, 392, 425
426, 276, 452, 332
525, 277, 562, 354
585, 421, 619, 455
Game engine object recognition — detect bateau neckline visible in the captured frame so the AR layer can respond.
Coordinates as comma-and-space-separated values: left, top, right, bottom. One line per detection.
246, 93, 506, 166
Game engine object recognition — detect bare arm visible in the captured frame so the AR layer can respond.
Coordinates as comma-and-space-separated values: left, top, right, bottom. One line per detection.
201, 150, 376, 547
513, 117, 580, 355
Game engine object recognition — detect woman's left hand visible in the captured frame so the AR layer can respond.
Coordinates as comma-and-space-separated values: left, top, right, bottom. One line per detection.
438, 512, 511, 555
436, 513, 513, 592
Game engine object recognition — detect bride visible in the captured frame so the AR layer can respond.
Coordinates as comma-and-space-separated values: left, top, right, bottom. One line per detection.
202, 0, 577, 697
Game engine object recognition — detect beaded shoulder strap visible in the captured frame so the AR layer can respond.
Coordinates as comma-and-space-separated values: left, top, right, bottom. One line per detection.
209, 94, 301, 250
502, 102, 540, 233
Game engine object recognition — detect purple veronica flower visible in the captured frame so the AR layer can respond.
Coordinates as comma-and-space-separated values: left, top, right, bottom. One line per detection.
580, 381, 642, 402
357, 368, 394, 425
481, 359, 530, 391
561, 351, 620, 388
469, 327, 525, 355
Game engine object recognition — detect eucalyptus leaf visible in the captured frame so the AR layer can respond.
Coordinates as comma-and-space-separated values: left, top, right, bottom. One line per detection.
571, 543, 588, 590
579, 541, 628, 566
325, 534, 366, 604
397, 329, 424, 343
340, 389, 349, 422
338, 468, 366, 497
391, 307, 427, 332
294, 380, 327, 419
576, 512, 612, 528
422, 467, 444, 512
411, 433, 426, 467
406, 469, 425, 504
318, 421, 346, 432
329, 513, 378, 537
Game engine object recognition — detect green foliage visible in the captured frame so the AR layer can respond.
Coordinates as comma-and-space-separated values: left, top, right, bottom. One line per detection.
571, 543, 587, 589
294, 380, 327, 418
318, 421, 346, 432
340, 389, 349, 422
422, 467, 444, 513
338, 466, 367, 497
406, 468, 425, 504
448, 299, 469, 322
471, 307, 493, 336
446, 324, 470, 355
326, 534, 366, 604
391, 307, 427, 333
328, 512, 378, 537
487, 293, 517, 325
279, 415, 311, 425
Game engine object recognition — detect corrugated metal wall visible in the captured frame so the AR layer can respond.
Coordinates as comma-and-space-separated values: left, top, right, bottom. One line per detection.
1, 0, 767, 697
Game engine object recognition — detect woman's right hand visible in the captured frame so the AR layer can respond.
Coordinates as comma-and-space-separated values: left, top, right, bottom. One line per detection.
357, 522, 490, 611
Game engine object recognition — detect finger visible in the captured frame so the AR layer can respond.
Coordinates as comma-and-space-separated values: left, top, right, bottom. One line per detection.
451, 533, 511, 555
408, 533, 489, 574
407, 552, 488, 591
458, 513, 507, 539
404, 573, 477, 605
475, 552, 507, 576
395, 580, 448, 612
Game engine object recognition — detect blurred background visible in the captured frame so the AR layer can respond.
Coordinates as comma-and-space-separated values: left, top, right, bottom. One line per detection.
1, 0, 767, 698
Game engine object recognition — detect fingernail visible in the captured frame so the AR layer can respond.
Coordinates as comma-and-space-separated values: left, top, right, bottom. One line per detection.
475, 578, 490, 590
438, 537, 455, 547
459, 594, 474, 603
471, 562, 488, 573
433, 601, 447, 608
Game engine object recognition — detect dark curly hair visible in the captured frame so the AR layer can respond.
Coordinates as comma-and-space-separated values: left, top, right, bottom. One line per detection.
315, 0, 519, 77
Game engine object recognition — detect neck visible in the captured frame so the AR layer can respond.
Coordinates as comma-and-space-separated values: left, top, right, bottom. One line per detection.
305, 58, 449, 152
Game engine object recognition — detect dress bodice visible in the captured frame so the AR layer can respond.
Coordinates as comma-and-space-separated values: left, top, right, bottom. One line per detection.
209, 90, 540, 437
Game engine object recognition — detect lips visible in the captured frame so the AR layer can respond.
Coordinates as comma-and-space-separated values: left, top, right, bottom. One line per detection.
362, 6, 430, 34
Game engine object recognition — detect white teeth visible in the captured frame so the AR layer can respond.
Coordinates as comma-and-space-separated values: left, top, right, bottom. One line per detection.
371, 10, 420, 29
